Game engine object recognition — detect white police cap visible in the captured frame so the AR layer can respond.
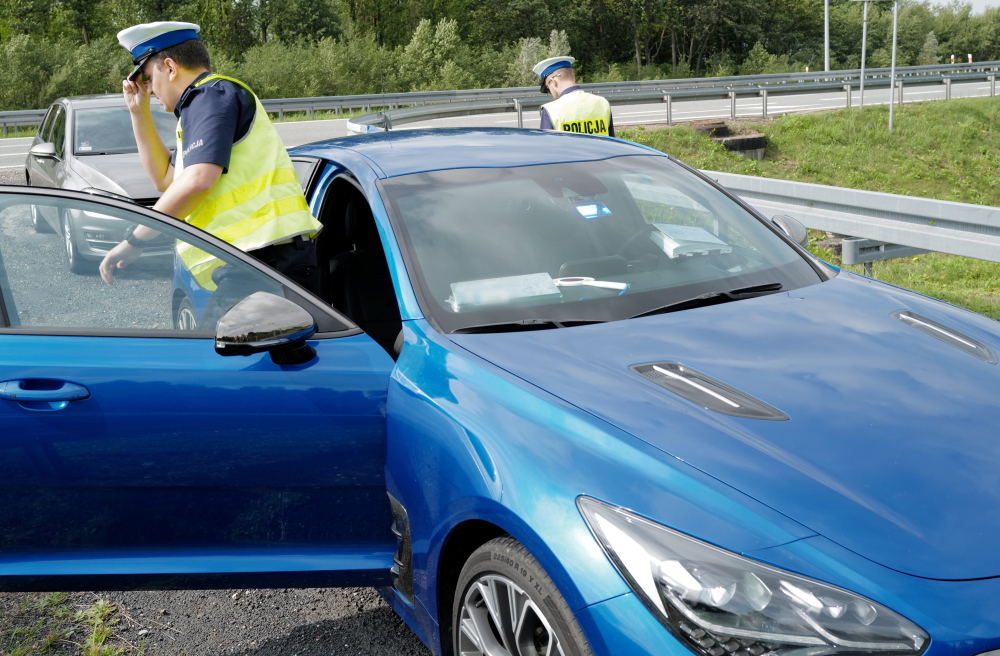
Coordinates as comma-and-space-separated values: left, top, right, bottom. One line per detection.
533, 56, 575, 93
118, 21, 201, 80
532, 56, 575, 80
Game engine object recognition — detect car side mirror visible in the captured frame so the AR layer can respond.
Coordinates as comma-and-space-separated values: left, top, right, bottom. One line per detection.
771, 214, 809, 247
215, 291, 317, 365
28, 143, 56, 159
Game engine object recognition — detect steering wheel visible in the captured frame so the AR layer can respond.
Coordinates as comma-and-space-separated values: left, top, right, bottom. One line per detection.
616, 223, 657, 258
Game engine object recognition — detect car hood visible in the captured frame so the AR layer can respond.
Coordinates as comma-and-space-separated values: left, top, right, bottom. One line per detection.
69, 155, 161, 201
450, 272, 1000, 580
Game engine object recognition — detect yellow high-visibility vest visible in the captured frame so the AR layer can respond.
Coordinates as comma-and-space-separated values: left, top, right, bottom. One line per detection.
174, 74, 323, 289
542, 89, 612, 136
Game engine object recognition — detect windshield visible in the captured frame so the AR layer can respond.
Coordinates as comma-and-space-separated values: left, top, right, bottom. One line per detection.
74, 107, 177, 156
382, 154, 824, 333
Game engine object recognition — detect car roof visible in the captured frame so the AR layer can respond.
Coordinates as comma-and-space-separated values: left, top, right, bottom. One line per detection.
290, 128, 663, 178
54, 94, 128, 108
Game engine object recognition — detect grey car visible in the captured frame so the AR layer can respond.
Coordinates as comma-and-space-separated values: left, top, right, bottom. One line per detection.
24, 94, 177, 273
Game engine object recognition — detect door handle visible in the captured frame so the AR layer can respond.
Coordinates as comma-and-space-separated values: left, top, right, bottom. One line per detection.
0, 379, 90, 410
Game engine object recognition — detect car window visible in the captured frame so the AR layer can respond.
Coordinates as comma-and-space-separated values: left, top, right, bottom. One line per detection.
381, 154, 823, 332
38, 105, 58, 143
74, 107, 177, 156
0, 193, 292, 335
50, 107, 66, 159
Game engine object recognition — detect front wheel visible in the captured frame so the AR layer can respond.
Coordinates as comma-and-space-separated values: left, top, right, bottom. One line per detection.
174, 296, 198, 331
27, 176, 53, 234
62, 211, 91, 274
453, 536, 592, 656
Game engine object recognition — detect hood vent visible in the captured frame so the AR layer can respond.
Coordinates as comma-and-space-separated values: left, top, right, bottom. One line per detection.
631, 362, 789, 421
892, 311, 997, 364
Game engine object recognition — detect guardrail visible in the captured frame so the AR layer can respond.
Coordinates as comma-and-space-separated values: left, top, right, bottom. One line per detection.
707, 170, 1000, 265
3, 60, 999, 136
346, 67, 999, 133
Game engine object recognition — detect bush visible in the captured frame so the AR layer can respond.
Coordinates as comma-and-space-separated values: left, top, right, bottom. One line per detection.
235, 40, 321, 99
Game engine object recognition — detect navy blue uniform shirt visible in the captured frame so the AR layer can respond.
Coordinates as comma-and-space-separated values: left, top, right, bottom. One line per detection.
171, 72, 255, 173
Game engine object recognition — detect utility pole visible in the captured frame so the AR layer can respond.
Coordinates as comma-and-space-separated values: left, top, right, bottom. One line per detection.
825, 0, 831, 72
889, 0, 899, 131
852, 0, 875, 109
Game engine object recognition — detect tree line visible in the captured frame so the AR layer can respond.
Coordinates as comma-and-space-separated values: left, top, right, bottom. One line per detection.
1, 0, 999, 112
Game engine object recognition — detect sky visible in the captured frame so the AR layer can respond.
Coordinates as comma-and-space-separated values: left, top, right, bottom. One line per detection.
965, 0, 998, 12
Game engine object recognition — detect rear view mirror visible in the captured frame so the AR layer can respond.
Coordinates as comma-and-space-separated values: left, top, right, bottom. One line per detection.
28, 143, 56, 159
771, 214, 809, 246
215, 292, 317, 365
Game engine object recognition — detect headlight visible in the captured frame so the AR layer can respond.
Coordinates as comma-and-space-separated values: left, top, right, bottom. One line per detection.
578, 497, 928, 656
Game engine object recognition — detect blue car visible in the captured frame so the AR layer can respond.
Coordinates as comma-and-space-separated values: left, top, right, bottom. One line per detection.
1, 128, 998, 656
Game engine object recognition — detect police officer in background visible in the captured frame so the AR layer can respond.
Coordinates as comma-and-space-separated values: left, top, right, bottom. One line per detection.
99, 21, 323, 297
533, 56, 615, 137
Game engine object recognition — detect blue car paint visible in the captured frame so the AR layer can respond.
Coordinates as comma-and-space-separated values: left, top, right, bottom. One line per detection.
0, 331, 396, 588
450, 270, 1000, 581
292, 129, 647, 178
383, 318, 821, 627
5, 129, 1000, 656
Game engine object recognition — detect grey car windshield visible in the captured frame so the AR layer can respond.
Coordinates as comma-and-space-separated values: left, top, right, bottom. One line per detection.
382, 155, 825, 333
74, 107, 177, 156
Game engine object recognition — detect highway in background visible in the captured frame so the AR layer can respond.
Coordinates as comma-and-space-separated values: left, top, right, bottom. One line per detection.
1, 78, 993, 170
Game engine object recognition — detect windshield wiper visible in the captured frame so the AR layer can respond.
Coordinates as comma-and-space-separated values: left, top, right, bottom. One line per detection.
452, 318, 606, 334
629, 282, 783, 319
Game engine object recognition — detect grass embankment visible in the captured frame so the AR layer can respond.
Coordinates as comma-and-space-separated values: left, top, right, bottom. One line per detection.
618, 97, 1000, 320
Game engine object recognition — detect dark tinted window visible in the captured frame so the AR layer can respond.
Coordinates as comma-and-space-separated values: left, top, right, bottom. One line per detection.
50, 108, 66, 158
39, 105, 58, 143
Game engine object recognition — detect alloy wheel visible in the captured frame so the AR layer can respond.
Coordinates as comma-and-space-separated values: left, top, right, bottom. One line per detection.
457, 574, 566, 656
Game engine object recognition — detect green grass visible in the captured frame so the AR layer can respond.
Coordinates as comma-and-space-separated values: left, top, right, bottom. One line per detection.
0, 126, 37, 139
1, 593, 140, 655
618, 97, 1000, 320
618, 98, 1000, 206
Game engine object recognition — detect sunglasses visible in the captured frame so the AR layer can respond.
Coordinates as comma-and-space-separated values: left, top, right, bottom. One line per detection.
140, 73, 150, 82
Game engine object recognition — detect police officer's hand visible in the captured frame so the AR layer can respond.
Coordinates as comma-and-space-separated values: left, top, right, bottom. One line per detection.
99, 242, 143, 286
122, 78, 151, 114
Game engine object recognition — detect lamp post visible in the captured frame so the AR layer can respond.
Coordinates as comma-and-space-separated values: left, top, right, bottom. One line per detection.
889, 0, 899, 131
825, 0, 831, 72
851, 0, 876, 109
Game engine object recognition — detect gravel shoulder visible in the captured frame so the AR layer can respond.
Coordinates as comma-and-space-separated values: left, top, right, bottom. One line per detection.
1, 588, 431, 655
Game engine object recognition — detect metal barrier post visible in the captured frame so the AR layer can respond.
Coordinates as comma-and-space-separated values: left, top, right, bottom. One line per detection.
991, 75, 996, 96
278, 108, 284, 121
514, 98, 523, 128
664, 94, 673, 126
944, 77, 951, 100
761, 89, 768, 119
730, 91, 737, 119
844, 84, 852, 108
897, 80, 903, 105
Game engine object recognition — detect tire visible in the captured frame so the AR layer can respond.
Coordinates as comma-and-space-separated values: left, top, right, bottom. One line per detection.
174, 296, 198, 331
27, 176, 53, 234
453, 536, 592, 656
62, 211, 91, 274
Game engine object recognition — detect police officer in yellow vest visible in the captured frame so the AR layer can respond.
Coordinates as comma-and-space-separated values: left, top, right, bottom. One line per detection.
534, 56, 615, 137
99, 21, 323, 297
